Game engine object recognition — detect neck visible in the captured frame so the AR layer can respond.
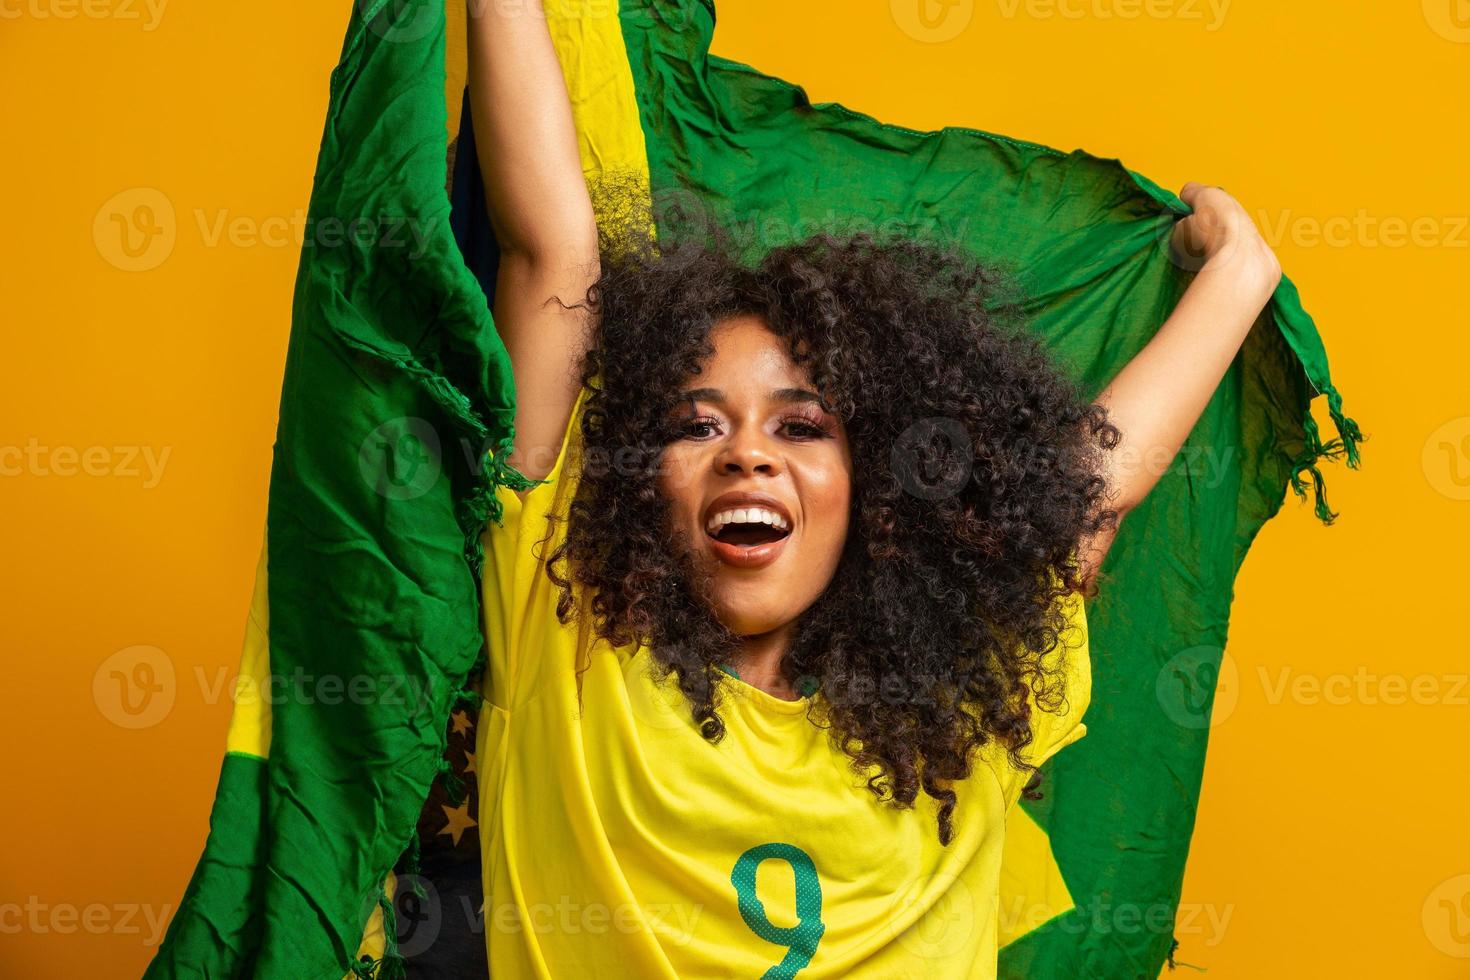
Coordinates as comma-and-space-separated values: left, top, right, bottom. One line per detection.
728, 623, 800, 700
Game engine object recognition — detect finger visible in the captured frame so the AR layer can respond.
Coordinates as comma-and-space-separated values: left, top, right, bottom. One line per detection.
1170, 215, 1211, 261
1179, 181, 1207, 206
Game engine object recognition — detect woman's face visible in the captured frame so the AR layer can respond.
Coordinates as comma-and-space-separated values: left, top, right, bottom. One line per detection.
656, 314, 853, 637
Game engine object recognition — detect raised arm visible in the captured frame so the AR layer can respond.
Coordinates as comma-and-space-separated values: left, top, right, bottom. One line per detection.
1078, 182, 1283, 592
467, 0, 600, 487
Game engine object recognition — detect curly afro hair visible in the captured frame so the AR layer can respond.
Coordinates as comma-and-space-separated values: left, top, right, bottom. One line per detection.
543, 215, 1119, 845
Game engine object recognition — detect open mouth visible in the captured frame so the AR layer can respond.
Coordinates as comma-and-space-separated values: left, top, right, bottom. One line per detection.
707, 521, 791, 547
703, 504, 794, 569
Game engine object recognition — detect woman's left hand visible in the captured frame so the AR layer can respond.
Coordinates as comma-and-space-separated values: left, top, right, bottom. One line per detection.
1171, 182, 1282, 303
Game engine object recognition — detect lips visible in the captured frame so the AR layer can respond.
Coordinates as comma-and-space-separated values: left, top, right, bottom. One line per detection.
702, 490, 793, 570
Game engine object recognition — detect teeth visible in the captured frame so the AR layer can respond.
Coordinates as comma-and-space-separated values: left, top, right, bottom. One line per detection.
706, 506, 790, 535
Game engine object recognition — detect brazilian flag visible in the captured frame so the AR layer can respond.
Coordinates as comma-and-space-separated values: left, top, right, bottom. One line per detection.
147, 0, 1363, 977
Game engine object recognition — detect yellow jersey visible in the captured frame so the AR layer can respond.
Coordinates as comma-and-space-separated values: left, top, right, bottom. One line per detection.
476, 389, 1090, 978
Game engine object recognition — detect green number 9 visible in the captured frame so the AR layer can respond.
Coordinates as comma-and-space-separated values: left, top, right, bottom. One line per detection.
730, 843, 826, 979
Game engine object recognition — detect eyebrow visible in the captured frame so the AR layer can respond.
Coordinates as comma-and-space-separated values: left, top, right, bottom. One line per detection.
678, 387, 824, 406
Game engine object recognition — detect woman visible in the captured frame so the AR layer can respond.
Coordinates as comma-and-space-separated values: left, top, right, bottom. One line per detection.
463, 1, 1280, 976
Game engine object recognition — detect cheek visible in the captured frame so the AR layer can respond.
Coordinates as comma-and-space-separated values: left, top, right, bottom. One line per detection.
799, 464, 853, 561
654, 445, 712, 550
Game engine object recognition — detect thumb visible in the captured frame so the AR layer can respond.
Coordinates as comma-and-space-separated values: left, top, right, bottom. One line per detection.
1179, 181, 1208, 208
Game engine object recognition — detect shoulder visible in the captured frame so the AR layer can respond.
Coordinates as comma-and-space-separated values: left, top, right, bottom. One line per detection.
494, 384, 592, 513
978, 589, 1091, 804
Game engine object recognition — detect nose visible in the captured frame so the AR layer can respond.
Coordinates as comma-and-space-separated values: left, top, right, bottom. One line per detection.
715, 423, 782, 477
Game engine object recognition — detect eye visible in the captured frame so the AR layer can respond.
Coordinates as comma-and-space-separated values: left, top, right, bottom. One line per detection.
678, 415, 722, 440
780, 412, 834, 440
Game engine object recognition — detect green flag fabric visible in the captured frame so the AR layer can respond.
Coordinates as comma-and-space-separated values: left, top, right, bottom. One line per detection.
147, 0, 1362, 977
144, 1, 533, 977
606, 6, 1362, 978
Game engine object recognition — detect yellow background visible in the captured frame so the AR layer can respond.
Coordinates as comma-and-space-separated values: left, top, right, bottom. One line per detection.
3, 0, 1467, 975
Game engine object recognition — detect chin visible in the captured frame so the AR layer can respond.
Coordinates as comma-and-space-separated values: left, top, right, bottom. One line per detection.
709, 597, 790, 638
712, 608, 772, 637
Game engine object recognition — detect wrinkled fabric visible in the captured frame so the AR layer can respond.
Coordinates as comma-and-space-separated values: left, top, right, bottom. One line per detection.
606, 4, 1360, 974
146, 1, 529, 977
